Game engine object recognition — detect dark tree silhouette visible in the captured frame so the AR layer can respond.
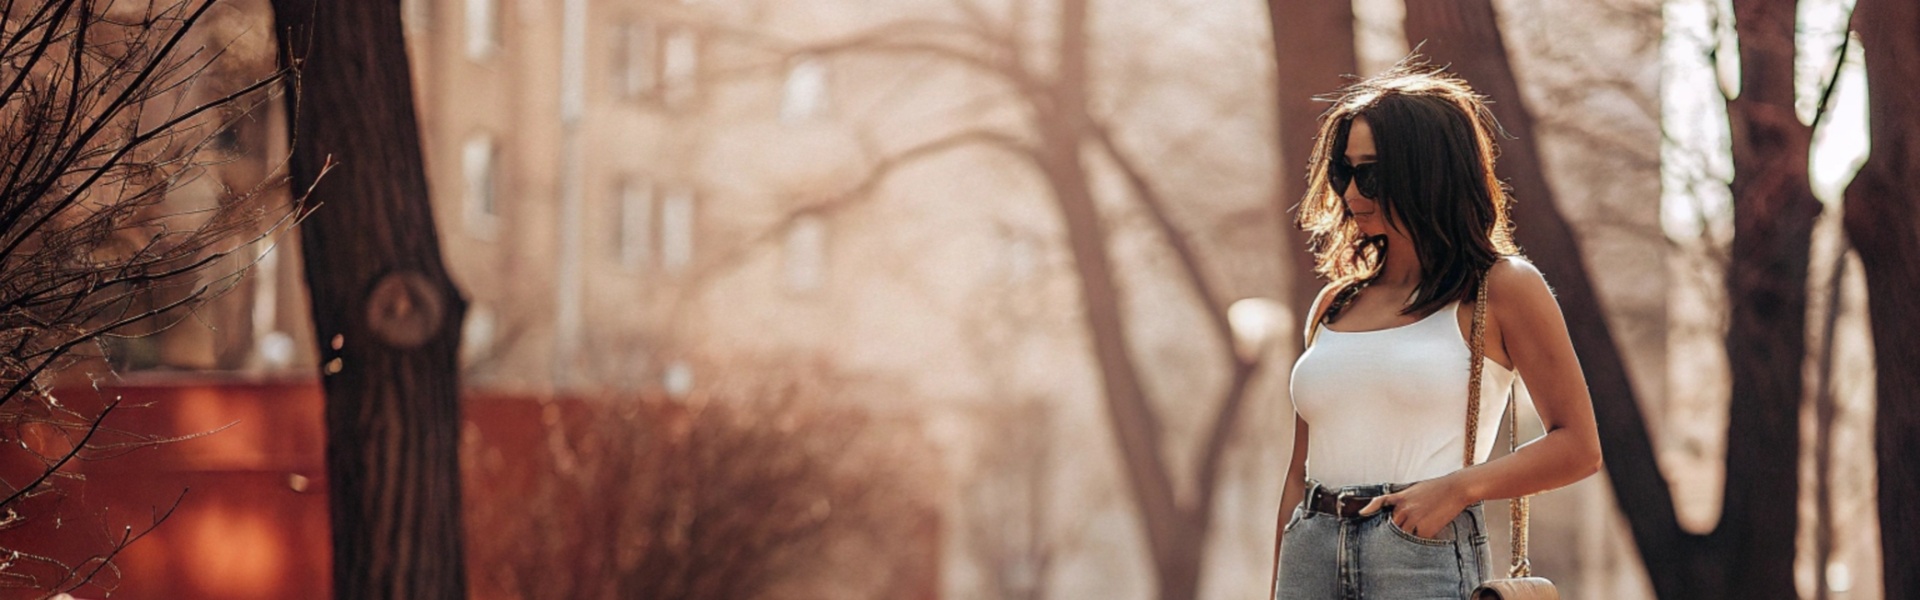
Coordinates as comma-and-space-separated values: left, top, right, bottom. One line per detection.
1845, 1, 1920, 597
269, 0, 470, 597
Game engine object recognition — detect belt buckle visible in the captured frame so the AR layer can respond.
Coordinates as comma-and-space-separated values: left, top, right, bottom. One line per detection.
1335, 489, 1354, 518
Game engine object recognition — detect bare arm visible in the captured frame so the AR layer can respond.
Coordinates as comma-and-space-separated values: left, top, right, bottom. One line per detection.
1360, 259, 1604, 538
1271, 415, 1309, 586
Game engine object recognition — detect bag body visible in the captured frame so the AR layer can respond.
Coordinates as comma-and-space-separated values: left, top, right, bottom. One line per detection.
1472, 577, 1560, 599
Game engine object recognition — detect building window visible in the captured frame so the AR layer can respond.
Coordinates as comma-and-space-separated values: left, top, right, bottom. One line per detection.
780, 57, 829, 122
463, 135, 500, 236
659, 187, 695, 272
660, 29, 699, 107
613, 179, 654, 269
615, 21, 659, 100
783, 215, 825, 291
465, 0, 499, 60
613, 22, 700, 108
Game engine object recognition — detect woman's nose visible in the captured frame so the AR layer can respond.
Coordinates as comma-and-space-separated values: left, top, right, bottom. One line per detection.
1344, 190, 1374, 211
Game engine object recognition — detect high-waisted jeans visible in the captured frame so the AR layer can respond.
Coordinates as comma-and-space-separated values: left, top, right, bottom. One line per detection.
1274, 481, 1490, 600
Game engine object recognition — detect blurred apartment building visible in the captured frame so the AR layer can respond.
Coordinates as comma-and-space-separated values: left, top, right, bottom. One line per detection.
390, 0, 1070, 399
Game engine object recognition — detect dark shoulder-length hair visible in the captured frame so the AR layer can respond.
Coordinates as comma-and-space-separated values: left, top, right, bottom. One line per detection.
1296, 57, 1520, 317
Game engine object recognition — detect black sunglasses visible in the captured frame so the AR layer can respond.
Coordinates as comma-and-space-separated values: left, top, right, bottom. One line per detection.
1328, 161, 1382, 199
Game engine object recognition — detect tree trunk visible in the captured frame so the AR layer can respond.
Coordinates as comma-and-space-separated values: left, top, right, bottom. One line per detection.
1844, 2, 1920, 597
1717, 3, 1819, 598
1037, 1, 1202, 598
1265, 0, 1358, 327
1404, 1, 1813, 598
270, 1, 471, 598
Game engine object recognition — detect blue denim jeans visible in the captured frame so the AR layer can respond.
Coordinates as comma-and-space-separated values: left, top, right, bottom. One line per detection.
1274, 481, 1489, 600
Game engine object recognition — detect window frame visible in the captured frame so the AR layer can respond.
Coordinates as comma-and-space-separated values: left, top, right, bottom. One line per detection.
462, 134, 502, 238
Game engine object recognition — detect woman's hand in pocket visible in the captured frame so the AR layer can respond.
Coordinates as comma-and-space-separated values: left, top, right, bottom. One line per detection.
1356, 476, 1472, 540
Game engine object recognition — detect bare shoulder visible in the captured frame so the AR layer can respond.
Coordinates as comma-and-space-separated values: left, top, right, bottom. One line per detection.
1486, 256, 1563, 320
1302, 280, 1345, 341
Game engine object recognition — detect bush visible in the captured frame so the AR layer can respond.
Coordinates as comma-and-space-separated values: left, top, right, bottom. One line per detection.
462, 390, 939, 600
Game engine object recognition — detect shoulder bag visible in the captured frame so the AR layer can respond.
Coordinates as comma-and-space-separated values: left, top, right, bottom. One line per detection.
1464, 272, 1559, 600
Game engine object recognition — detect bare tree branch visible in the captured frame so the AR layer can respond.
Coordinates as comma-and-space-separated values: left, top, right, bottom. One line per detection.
1086, 121, 1233, 350
675, 126, 1034, 302
0, 0, 296, 593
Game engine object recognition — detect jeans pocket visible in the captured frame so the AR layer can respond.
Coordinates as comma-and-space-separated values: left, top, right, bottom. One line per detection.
1283, 505, 1305, 534
1382, 509, 1456, 546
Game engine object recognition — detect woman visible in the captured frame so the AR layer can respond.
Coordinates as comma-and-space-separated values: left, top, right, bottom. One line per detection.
1270, 60, 1604, 599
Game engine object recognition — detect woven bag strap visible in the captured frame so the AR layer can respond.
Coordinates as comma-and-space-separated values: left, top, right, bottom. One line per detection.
1463, 270, 1532, 578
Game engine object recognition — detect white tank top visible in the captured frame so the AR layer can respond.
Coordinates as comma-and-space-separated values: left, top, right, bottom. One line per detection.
1289, 298, 1516, 488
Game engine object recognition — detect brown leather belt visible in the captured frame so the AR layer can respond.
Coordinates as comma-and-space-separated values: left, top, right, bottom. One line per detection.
1305, 484, 1403, 518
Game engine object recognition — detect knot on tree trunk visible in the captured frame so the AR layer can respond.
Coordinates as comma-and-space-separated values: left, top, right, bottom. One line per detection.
366, 270, 448, 349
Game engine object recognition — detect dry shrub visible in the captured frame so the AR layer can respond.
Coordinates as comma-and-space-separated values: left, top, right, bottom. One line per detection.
464, 389, 940, 600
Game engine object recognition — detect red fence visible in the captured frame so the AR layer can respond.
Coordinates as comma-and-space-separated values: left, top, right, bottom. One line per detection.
15, 378, 939, 600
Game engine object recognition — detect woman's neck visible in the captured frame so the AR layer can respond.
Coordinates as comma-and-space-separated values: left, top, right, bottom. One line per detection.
1375, 238, 1421, 288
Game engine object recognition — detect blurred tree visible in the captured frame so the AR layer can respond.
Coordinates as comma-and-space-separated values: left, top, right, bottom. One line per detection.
1711, 3, 1820, 597
1264, 0, 1358, 323
1406, 0, 1815, 598
0, 0, 289, 594
1845, 1, 1920, 597
269, 1, 470, 598
1037, 4, 1238, 597
726, 1, 1273, 597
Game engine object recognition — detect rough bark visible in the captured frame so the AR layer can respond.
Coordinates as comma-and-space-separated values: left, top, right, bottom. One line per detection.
270, 1, 471, 598
1845, 1, 1920, 597
1405, 1, 1814, 598
1265, 0, 1358, 328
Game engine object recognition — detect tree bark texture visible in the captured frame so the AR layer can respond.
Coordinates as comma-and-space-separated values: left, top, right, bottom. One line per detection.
1845, 1, 1920, 597
1265, 0, 1359, 329
1405, 1, 1813, 598
270, 1, 471, 598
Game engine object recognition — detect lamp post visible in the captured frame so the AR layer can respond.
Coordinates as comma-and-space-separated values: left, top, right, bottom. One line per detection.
1228, 297, 1292, 362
